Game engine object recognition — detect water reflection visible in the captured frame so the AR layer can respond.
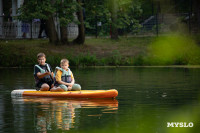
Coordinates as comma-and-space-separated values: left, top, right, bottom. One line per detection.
12, 98, 118, 132
2, 67, 200, 133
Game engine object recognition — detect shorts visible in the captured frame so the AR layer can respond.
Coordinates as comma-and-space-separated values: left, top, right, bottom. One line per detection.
58, 84, 81, 91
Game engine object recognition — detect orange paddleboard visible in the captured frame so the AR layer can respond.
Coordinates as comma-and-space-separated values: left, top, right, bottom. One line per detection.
11, 89, 118, 99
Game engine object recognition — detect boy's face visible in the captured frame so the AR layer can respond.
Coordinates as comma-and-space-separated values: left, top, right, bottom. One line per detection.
37, 56, 46, 65
61, 62, 69, 70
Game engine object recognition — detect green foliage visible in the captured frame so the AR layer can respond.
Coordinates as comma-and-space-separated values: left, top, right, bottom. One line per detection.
16, 0, 144, 36
84, 0, 143, 35
116, 0, 143, 33
108, 50, 122, 65
55, 0, 80, 26
17, 0, 56, 21
47, 54, 62, 66
84, 0, 111, 35
1, 36, 200, 67
148, 34, 200, 65
68, 53, 98, 67
0, 42, 41, 67
17, 0, 79, 26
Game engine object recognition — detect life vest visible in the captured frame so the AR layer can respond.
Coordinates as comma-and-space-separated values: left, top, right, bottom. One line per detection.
35, 63, 51, 74
55, 67, 72, 83
34, 63, 53, 83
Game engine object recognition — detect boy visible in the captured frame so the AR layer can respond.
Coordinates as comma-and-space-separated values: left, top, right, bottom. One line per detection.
34, 53, 54, 91
51, 59, 81, 92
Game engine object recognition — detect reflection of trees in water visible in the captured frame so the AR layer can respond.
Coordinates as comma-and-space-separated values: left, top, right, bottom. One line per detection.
12, 98, 118, 132
35, 100, 78, 132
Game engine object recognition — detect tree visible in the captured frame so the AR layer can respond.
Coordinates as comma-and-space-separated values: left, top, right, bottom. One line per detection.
107, 0, 119, 39
107, 0, 142, 39
73, 0, 85, 44
56, 0, 81, 44
17, 0, 83, 45
116, 0, 142, 35
84, 0, 142, 39
193, 0, 200, 33
46, 15, 59, 44
84, 0, 111, 37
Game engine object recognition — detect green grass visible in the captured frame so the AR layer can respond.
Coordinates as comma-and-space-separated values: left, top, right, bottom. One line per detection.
0, 35, 200, 67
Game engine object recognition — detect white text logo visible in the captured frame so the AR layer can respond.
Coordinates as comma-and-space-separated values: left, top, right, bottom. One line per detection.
167, 122, 193, 127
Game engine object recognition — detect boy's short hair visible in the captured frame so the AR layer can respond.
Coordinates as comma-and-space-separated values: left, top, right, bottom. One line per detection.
60, 59, 69, 65
37, 53, 46, 59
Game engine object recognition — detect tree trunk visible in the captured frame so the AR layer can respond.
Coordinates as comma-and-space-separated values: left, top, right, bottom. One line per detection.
46, 16, 59, 44
110, 0, 118, 40
73, 0, 85, 45
60, 26, 69, 44
111, 15, 118, 39
193, 0, 200, 33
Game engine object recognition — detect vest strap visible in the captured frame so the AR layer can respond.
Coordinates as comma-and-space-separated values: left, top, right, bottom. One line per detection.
55, 67, 71, 76
35, 63, 51, 74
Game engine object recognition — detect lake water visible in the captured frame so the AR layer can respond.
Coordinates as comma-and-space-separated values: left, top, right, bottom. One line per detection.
0, 67, 200, 133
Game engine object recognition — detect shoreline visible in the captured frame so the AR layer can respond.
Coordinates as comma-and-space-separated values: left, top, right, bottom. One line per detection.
1, 36, 200, 67
1, 65, 200, 69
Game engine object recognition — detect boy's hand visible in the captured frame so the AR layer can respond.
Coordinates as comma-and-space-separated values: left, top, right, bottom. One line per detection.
51, 84, 54, 88
68, 83, 74, 87
45, 72, 51, 75
68, 86, 72, 91
37, 72, 51, 79
51, 72, 54, 78
65, 83, 73, 87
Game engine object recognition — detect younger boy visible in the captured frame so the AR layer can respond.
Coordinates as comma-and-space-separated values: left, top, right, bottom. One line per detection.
34, 53, 54, 91
51, 59, 81, 92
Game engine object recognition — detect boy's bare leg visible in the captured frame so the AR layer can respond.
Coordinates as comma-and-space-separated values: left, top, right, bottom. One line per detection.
40, 83, 50, 91
50, 87, 65, 92
50, 86, 57, 91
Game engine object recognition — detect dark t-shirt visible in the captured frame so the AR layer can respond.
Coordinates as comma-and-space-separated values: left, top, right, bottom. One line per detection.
34, 63, 53, 87
34, 63, 53, 76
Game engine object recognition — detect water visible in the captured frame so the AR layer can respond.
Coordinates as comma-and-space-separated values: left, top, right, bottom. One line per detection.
0, 67, 200, 133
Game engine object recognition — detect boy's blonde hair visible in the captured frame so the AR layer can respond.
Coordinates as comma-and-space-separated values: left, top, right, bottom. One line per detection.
60, 59, 69, 65
37, 53, 46, 59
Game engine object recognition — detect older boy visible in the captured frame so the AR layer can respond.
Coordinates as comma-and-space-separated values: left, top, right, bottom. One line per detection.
34, 53, 54, 91
51, 58, 81, 92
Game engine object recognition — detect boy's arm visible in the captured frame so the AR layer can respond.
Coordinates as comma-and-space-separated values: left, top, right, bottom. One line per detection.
57, 80, 71, 86
70, 72, 75, 85
68, 78, 75, 86
51, 72, 54, 79
48, 64, 54, 78
34, 65, 50, 79
37, 72, 51, 79
57, 79, 74, 86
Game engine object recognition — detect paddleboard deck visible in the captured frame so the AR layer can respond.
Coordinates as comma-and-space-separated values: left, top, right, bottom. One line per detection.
11, 89, 118, 99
